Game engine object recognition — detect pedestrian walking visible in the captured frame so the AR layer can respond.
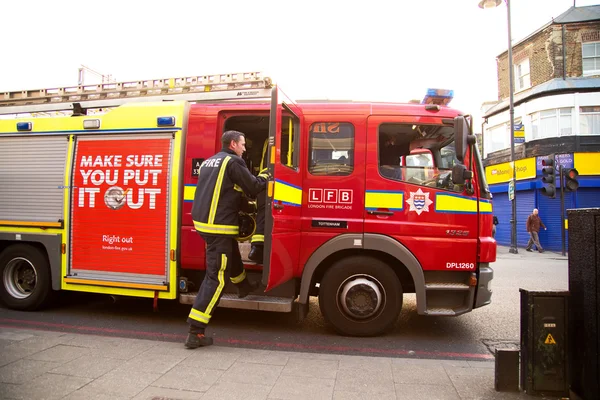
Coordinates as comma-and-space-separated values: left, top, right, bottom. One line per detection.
525, 208, 547, 253
185, 130, 270, 349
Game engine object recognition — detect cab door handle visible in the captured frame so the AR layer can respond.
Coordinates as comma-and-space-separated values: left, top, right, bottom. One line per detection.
273, 203, 284, 210
368, 210, 394, 216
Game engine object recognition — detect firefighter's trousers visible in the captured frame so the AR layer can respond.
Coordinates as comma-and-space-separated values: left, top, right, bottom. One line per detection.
187, 234, 248, 331
251, 191, 266, 246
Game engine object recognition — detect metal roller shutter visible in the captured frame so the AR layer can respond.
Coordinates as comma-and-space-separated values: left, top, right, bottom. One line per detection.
491, 192, 511, 246
0, 135, 69, 223
576, 188, 600, 210
516, 190, 536, 248
491, 190, 535, 248
537, 190, 575, 252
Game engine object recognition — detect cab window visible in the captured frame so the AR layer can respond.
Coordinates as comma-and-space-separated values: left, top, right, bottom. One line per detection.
309, 122, 354, 176
378, 123, 463, 193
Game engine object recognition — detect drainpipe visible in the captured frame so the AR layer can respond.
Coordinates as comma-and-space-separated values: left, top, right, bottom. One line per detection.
562, 24, 567, 80
481, 118, 488, 158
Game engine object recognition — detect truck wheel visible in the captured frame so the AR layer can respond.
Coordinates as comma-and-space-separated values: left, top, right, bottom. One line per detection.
0, 244, 53, 311
319, 256, 403, 337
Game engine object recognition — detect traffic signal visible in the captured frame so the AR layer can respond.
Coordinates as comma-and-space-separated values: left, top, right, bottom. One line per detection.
564, 168, 579, 192
541, 158, 556, 198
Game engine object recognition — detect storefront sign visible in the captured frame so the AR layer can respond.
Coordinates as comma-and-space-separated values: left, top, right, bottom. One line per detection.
574, 152, 600, 175
486, 157, 536, 185
536, 154, 574, 176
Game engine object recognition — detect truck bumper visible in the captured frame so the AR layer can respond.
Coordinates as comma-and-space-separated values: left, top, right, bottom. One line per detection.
474, 263, 493, 308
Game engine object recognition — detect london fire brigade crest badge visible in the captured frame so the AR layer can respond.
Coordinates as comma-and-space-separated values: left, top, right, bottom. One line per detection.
406, 188, 433, 215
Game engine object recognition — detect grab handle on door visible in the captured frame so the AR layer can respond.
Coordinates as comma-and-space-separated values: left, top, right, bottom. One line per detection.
367, 210, 394, 216
273, 203, 284, 210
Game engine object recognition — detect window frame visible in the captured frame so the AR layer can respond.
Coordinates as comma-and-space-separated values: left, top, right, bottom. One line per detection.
582, 42, 600, 77
376, 123, 463, 193
580, 106, 600, 135
514, 58, 531, 92
529, 108, 573, 139
280, 114, 300, 172
308, 121, 355, 177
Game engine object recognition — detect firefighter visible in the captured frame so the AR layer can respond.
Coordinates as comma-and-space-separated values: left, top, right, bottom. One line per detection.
185, 130, 270, 349
248, 138, 268, 263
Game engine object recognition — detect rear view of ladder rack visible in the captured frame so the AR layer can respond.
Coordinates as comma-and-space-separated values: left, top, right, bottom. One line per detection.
0, 71, 273, 115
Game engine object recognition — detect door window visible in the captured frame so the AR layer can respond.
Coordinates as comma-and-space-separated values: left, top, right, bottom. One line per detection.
378, 123, 463, 193
308, 122, 354, 176
281, 116, 300, 170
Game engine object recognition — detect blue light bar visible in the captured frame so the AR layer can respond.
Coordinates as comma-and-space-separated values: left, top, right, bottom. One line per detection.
16, 122, 32, 132
157, 116, 175, 127
422, 88, 454, 106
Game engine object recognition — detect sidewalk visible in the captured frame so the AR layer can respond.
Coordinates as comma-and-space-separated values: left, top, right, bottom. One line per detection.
495, 245, 568, 261
0, 327, 554, 400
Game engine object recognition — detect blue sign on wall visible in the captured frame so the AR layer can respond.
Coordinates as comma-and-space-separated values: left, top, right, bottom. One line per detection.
536, 153, 574, 177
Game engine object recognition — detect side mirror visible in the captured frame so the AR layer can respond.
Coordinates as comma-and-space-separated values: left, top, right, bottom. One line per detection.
454, 116, 476, 162
452, 164, 473, 185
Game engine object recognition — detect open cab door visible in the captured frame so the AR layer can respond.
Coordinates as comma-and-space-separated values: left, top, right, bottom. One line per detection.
262, 86, 304, 290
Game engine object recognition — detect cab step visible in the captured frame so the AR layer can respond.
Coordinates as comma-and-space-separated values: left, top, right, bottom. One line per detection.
179, 292, 294, 312
425, 282, 470, 291
424, 307, 458, 316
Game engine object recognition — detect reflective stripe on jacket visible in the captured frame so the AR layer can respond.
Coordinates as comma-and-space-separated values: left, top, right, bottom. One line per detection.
191, 148, 266, 236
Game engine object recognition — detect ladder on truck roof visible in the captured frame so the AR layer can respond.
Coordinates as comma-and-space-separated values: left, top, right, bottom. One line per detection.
0, 71, 274, 116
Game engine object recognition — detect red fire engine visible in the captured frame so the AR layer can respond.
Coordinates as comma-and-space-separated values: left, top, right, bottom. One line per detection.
0, 72, 496, 336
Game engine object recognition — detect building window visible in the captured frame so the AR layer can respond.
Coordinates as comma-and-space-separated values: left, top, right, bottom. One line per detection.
582, 42, 600, 76
486, 123, 507, 153
514, 58, 531, 91
531, 113, 539, 140
559, 108, 573, 136
308, 122, 354, 176
580, 106, 600, 135
530, 108, 573, 139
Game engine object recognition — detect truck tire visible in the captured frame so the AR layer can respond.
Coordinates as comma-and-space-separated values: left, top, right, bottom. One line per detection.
0, 244, 53, 311
319, 256, 403, 337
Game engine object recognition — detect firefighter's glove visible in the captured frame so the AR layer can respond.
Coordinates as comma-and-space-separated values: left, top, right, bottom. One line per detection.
257, 172, 272, 182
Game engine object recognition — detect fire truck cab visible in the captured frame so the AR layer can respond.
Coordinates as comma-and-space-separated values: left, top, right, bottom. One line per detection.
0, 72, 495, 337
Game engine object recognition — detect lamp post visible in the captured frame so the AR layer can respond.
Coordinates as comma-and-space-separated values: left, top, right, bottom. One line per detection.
479, 0, 518, 254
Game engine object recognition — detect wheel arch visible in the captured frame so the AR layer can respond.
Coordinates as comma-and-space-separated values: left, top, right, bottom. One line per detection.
299, 233, 425, 313
0, 233, 62, 291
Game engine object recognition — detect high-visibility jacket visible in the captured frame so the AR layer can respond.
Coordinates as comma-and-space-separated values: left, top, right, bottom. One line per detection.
192, 148, 267, 236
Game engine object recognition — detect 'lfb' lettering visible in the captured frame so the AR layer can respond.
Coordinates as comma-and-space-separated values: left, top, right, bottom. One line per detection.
308, 188, 353, 204
324, 189, 337, 203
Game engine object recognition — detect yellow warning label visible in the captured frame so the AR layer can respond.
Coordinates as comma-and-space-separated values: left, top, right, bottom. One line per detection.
545, 333, 557, 345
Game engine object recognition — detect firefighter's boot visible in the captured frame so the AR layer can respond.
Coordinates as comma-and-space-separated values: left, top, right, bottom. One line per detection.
185, 328, 213, 349
237, 277, 259, 299
248, 244, 264, 264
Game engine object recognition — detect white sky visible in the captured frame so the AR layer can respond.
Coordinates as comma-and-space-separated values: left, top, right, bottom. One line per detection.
2, 0, 598, 127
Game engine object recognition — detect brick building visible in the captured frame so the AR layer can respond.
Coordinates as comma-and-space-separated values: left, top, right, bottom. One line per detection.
481, 4, 600, 252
